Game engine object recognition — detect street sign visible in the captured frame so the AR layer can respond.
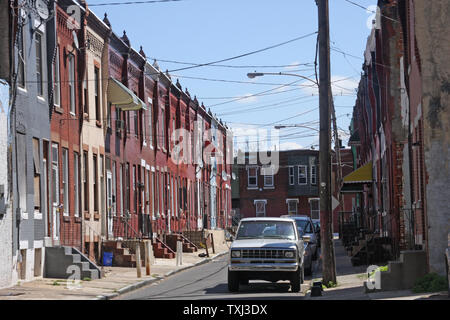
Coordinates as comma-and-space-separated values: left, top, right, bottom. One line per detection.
332, 196, 340, 211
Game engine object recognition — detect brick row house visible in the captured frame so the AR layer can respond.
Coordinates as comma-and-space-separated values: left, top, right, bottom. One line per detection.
1, 0, 232, 287
344, 0, 449, 275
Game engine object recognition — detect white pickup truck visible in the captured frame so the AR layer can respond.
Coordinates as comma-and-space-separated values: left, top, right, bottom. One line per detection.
228, 217, 306, 292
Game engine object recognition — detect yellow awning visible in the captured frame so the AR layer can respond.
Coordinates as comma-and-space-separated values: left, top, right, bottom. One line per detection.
343, 162, 372, 184
107, 77, 146, 111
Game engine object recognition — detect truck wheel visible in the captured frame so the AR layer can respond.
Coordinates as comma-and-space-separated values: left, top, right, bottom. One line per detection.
300, 265, 304, 284
290, 268, 301, 292
228, 270, 239, 292
239, 278, 249, 285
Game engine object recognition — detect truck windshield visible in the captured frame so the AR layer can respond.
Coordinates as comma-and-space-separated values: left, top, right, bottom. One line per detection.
236, 221, 296, 240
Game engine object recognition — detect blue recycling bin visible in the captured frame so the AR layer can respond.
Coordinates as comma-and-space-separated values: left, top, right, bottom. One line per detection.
103, 251, 113, 266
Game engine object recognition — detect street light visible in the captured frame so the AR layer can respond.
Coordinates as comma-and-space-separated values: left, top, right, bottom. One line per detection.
274, 124, 320, 132
247, 71, 318, 86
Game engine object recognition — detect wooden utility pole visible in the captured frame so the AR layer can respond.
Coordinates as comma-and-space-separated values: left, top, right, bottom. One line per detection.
317, 0, 337, 285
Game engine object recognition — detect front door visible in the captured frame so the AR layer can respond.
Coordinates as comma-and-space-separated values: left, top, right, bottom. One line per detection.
106, 171, 113, 238
51, 162, 60, 241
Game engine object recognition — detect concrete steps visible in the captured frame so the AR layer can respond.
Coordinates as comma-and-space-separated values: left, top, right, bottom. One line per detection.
152, 237, 175, 259
44, 246, 101, 280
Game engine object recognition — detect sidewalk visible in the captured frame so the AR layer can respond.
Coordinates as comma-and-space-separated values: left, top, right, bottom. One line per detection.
0, 249, 228, 300
306, 239, 449, 300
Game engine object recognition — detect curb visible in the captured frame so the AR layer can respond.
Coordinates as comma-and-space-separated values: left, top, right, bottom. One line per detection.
94, 251, 228, 300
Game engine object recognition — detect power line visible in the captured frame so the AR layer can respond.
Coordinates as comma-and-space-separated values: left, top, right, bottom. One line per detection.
159, 31, 318, 74
88, 0, 184, 6
148, 59, 315, 69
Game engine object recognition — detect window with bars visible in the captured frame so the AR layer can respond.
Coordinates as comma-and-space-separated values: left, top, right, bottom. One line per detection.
254, 200, 266, 217
298, 165, 307, 185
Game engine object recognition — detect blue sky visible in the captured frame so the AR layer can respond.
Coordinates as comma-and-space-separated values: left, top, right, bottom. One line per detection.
88, 0, 376, 151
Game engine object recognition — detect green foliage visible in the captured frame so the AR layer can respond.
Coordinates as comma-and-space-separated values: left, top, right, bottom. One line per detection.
369, 265, 388, 278
52, 281, 60, 286
412, 273, 447, 293
82, 277, 92, 281
323, 281, 338, 288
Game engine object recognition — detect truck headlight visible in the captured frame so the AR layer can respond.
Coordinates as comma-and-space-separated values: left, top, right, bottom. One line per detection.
284, 251, 295, 258
231, 250, 241, 258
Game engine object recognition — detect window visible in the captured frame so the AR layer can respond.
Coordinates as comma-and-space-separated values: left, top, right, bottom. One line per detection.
33, 138, 41, 212
263, 167, 274, 187
142, 110, 146, 143
83, 151, 89, 211
289, 166, 295, 185
298, 165, 307, 185
107, 103, 112, 128
93, 154, 98, 212
62, 148, 69, 216
132, 165, 137, 213
51, 143, 59, 208
247, 167, 257, 188
83, 76, 88, 114
125, 163, 130, 214
100, 155, 105, 215
68, 53, 75, 114
134, 110, 138, 136
148, 102, 153, 147
53, 47, 61, 106
311, 165, 317, 185
74, 152, 80, 217
18, 28, 25, 88
126, 112, 131, 133
94, 67, 100, 121
286, 199, 298, 215
161, 108, 166, 148
145, 169, 149, 215
151, 171, 155, 219
254, 200, 266, 217
310, 199, 320, 220
35, 32, 43, 96
112, 161, 116, 216
119, 163, 124, 216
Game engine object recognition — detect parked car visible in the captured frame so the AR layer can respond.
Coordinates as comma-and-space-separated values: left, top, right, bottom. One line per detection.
312, 219, 321, 248
228, 217, 306, 293
281, 215, 319, 263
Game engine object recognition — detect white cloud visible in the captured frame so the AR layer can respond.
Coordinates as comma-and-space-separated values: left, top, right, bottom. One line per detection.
237, 94, 258, 104
278, 141, 303, 151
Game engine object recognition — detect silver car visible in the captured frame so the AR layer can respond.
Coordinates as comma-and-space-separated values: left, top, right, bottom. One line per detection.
281, 215, 319, 273
228, 217, 306, 292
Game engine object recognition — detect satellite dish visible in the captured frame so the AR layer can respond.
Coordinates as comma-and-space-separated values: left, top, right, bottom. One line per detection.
196, 170, 202, 179
232, 172, 236, 180
36, 0, 49, 20
72, 30, 79, 50
222, 171, 227, 181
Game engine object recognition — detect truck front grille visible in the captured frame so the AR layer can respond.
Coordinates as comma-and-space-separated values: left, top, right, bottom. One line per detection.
241, 249, 286, 259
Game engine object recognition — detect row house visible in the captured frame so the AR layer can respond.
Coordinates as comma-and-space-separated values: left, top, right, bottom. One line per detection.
234, 150, 321, 220
345, 0, 449, 275
2, 0, 232, 286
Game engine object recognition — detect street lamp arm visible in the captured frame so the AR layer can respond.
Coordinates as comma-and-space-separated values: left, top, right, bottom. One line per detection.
274, 124, 320, 132
247, 72, 318, 85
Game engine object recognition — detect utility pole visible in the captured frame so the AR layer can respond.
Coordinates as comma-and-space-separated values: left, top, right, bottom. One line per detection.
317, 0, 337, 285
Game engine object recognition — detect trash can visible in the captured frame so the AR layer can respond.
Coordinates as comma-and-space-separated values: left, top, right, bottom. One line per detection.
103, 251, 113, 266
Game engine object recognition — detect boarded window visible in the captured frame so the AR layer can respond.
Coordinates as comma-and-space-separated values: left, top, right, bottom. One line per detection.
311, 165, 317, 185
287, 199, 298, 215
310, 199, 320, 220
289, 166, 295, 185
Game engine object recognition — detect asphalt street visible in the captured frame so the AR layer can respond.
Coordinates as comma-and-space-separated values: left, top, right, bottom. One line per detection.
118, 255, 318, 300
